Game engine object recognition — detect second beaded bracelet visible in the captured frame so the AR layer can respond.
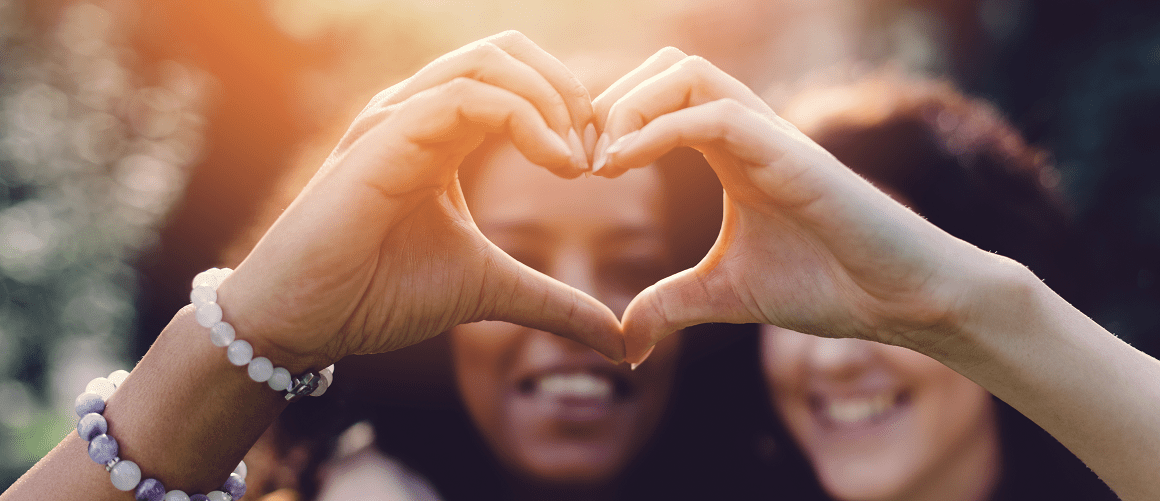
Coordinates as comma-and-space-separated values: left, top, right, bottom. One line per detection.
190, 268, 334, 401
76, 371, 248, 500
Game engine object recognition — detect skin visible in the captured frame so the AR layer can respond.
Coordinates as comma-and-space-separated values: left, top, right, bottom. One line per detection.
451, 142, 681, 489
761, 327, 1000, 501
596, 47, 1159, 501
759, 188, 1001, 501
3, 31, 614, 500
3, 34, 1156, 501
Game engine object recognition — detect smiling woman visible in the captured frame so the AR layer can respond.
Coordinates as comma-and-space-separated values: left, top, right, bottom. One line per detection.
758, 73, 1118, 501
452, 140, 684, 489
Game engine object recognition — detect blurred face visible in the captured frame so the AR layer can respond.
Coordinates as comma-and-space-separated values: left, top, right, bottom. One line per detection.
760, 326, 1001, 501
451, 143, 682, 486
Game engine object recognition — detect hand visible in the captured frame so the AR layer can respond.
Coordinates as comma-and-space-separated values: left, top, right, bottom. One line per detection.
215, 31, 624, 371
596, 48, 1007, 364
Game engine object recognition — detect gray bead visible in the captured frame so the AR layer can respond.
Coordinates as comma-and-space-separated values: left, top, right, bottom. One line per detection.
74, 392, 106, 417
135, 478, 166, 501
189, 495, 210, 501
88, 434, 119, 464
222, 473, 246, 500
77, 413, 108, 441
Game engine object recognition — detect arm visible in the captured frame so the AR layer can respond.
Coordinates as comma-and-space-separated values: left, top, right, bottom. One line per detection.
938, 259, 1159, 501
600, 48, 1159, 500
3, 31, 618, 500
2, 307, 290, 499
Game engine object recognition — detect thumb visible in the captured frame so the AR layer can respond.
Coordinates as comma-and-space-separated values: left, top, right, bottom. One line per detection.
621, 266, 747, 365
481, 249, 626, 362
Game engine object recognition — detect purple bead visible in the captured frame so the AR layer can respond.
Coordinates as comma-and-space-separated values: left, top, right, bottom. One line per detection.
88, 434, 119, 464
189, 495, 210, 501
74, 392, 106, 417
77, 413, 107, 441
135, 478, 166, 501
222, 473, 246, 500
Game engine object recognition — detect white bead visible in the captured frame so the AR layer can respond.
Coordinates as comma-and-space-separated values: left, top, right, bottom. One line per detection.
233, 460, 248, 480
247, 357, 274, 382
267, 368, 291, 392
109, 459, 141, 491
210, 322, 236, 347
207, 490, 231, 501
164, 490, 191, 501
195, 302, 223, 328
212, 267, 233, 280
192, 269, 217, 289
107, 370, 130, 388
319, 366, 334, 386
227, 340, 253, 366
310, 373, 329, 397
190, 286, 217, 307
85, 377, 116, 400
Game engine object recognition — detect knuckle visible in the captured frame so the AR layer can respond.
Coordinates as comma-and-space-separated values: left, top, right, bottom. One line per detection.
491, 30, 529, 45
471, 42, 505, 64
714, 98, 746, 116
710, 99, 744, 132
563, 77, 590, 102
444, 76, 476, 94
655, 46, 688, 62
679, 55, 714, 73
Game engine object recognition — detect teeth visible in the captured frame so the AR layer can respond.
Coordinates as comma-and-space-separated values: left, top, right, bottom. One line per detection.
824, 394, 894, 424
537, 373, 613, 400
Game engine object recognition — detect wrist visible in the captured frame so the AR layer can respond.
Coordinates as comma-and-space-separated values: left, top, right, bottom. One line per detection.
101, 307, 290, 493
213, 266, 339, 374
920, 251, 1047, 372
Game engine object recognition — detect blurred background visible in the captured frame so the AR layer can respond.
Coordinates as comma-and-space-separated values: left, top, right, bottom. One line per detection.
0, 0, 1155, 490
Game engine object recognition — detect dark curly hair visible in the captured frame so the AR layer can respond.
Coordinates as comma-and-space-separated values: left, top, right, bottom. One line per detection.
740, 72, 1115, 500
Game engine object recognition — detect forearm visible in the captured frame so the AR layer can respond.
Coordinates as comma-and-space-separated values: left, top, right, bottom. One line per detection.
2, 306, 291, 500
930, 259, 1159, 501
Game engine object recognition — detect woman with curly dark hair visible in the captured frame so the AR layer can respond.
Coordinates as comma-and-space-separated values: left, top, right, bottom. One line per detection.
757, 73, 1116, 501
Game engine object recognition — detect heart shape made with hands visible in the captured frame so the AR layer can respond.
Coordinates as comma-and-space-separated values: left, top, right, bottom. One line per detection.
230, 32, 963, 373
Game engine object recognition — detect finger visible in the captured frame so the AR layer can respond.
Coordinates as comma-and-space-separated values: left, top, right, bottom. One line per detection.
592, 46, 688, 132
594, 56, 768, 175
483, 247, 626, 362
598, 98, 778, 178
621, 264, 749, 365
388, 41, 574, 137
397, 77, 577, 176
484, 30, 594, 134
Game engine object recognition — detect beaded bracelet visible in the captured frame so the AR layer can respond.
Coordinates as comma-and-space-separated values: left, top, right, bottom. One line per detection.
75, 372, 248, 500
190, 268, 334, 401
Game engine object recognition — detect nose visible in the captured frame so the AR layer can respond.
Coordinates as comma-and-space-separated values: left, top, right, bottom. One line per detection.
803, 336, 875, 380
548, 246, 604, 309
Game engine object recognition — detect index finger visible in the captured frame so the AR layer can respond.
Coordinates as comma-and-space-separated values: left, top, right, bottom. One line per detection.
592, 46, 688, 132
485, 31, 594, 134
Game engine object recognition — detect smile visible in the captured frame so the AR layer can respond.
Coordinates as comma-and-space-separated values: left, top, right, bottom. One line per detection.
811, 391, 910, 429
519, 371, 632, 402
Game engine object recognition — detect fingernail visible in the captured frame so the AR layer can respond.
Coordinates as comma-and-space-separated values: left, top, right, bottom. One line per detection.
567, 128, 586, 172
591, 133, 610, 173
583, 123, 598, 160
605, 130, 640, 156
630, 345, 656, 371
